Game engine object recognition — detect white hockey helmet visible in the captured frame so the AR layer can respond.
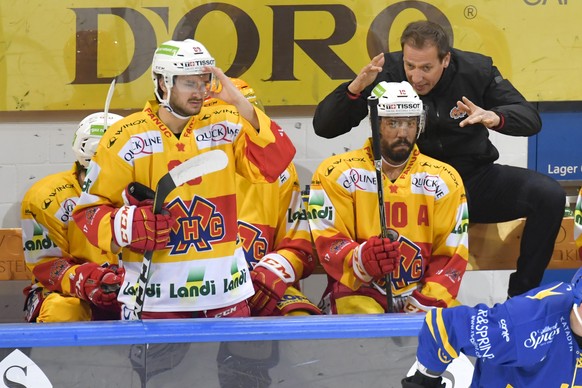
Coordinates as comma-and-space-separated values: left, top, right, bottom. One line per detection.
72, 112, 123, 168
151, 39, 216, 105
372, 81, 425, 134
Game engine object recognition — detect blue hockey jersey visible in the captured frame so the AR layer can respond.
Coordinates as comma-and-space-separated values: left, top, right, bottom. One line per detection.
416, 282, 582, 387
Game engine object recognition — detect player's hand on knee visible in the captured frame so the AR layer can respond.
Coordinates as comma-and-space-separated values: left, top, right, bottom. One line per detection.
111, 204, 175, 252
248, 255, 294, 316
353, 236, 401, 282
71, 263, 124, 308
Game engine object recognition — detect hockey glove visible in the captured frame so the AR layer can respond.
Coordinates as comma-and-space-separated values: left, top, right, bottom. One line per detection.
353, 236, 401, 283
401, 370, 445, 388
123, 182, 155, 206
70, 263, 124, 308
248, 255, 295, 316
111, 204, 174, 252
403, 290, 448, 313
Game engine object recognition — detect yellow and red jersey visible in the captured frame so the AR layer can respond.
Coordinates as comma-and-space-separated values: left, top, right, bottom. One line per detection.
237, 162, 314, 280
309, 139, 469, 308
73, 100, 295, 313
21, 165, 118, 295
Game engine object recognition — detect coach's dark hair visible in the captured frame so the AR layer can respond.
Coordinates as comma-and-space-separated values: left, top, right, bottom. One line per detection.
400, 21, 450, 62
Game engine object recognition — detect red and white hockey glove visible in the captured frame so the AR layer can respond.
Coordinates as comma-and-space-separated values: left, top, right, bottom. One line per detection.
111, 204, 174, 252
353, 236, 401, 283
403, 290, 448, 313
122, 182, 155, 207
70, 263, 124, 308
248, 254, 295, 316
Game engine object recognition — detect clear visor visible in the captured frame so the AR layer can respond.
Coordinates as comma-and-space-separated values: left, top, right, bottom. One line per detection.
173, 76, 213, 94
380, 116, 418, 130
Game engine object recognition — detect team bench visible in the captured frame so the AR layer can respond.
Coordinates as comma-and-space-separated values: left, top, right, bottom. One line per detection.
310, 217, 580, 274
0, 218, 580, 281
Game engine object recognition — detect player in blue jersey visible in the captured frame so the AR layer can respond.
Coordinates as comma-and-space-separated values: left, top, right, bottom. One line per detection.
402, 267, 582, 387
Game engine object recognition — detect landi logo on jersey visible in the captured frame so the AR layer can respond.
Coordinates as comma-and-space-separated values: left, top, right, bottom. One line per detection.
194, 122, 241, 149
171, 267, 217, 299
287, 207, 333, 222
237, 220, 268, 266
118, 131, 164, 165
22, 220, 57, 254
0, 349, 53, 387
166, 196, 225, 254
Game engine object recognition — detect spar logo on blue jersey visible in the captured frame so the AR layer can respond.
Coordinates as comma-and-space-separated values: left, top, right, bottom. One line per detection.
166, 196, 225, 254
237, 220, 268, 267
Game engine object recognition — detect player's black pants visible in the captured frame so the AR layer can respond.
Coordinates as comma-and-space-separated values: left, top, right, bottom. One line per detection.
463, 163, 566, 297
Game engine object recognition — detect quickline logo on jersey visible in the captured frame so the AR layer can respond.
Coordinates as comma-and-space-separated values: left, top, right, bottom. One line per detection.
118, 131, 164, 165
0, 349, 52, 388
55, 197, 77, 224
340, 168, 377, 192
194, 122, 241, 149
410, 172, 449, 199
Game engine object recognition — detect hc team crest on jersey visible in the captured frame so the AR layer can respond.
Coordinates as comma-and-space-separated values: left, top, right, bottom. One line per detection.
391, 235, 424, 291
237, 220, 268, 266
166, 196, 225, 254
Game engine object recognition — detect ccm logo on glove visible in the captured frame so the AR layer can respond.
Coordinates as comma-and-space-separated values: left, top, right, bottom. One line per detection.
118, 205, 132, 245
111, 204, 174, 252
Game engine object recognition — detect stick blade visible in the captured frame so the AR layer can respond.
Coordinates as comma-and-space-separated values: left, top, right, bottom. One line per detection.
169, 149, 228, 187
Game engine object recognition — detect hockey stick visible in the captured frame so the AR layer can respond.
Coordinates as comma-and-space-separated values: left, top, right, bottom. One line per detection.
132, 149, 229, 319
367, 95, 394, 313
103, 78, 116, 130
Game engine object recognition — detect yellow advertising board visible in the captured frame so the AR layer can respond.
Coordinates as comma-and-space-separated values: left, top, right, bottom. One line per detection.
0, 0, 577, 111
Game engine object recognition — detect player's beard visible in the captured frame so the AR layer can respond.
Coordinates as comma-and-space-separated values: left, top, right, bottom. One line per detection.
383, 139, 413, 164
169, 94, 204, 118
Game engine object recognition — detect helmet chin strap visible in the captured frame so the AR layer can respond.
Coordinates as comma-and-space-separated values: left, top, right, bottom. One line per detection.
159, 88, 193, 120
161, 101, 192, 120
382, 155, 409, 168
574, 303, 582, 328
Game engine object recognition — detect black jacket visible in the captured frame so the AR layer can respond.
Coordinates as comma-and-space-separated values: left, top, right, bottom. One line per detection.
313, 48, 541, 177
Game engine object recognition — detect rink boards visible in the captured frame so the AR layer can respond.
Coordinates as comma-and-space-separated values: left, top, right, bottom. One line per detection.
0, 314, 428, 388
